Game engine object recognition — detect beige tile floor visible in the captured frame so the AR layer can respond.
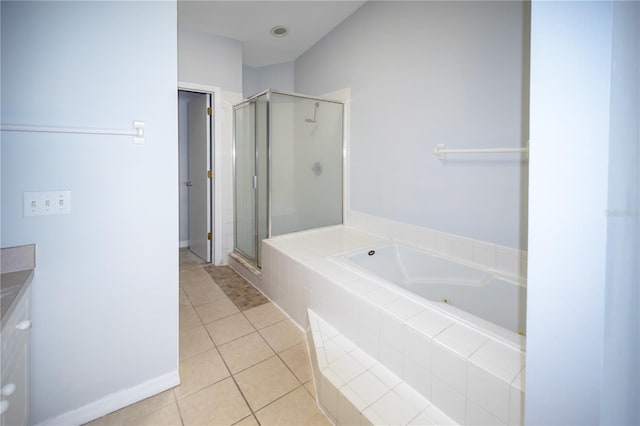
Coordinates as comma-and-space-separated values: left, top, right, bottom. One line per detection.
86, 249, 330, 426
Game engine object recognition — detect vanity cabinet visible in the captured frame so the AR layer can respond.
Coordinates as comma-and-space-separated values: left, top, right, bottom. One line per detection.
1, 284, 31, 426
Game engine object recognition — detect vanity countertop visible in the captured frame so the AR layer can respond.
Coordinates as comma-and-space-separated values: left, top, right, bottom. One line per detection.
1, 244, 35, 327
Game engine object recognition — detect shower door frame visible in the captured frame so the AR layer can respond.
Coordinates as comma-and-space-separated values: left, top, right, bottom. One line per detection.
233, 89, 345, 268
232, 98, 260, 265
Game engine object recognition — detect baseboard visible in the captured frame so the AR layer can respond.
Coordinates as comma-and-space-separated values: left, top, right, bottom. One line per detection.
179, 240, 190, 248
35, 370, 180, 426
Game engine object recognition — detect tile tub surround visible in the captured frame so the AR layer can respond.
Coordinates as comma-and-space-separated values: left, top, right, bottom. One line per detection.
1, 244, 36, 324
260, 226, 526, 425
347, 210, 527, 281
307, 309, 457, 425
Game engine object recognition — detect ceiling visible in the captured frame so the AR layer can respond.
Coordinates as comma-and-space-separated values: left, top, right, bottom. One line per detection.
178, 1, 366, 67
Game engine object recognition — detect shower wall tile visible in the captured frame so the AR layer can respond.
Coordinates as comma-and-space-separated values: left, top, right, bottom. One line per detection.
431, 375, 466, 425
472, 241, 497, 269
358, 328, 380, 362
469, 340, 524, 385
434, 323, 488, 359
435, 232, 456, 257
520, 253, 528, 283
416, 227, 438, 252
358, 298, 382, 333
466, 399, 506, 426
384, 297, 426, 321
496, 247, 522, 278
380, 341, 402, 377
511, 369, 525, 393
452, 237, 474, 261
337, 391, 362, 426
509, 386, 525, 426
380, 312, 404, 349
390, 222, 420, 247
402, 356, 431, 399
431, 343, 467, 394
364, 287, 400, 309
405, 309, 455, 339
402, 326, 433, 370
466, 362, 510, 423
394, 382, 431, 413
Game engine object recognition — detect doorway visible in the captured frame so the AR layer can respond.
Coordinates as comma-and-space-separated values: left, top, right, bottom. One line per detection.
178, 89, 213, 262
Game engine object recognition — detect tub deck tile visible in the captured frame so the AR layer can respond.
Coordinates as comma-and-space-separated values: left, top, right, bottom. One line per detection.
307, 309, 456, 426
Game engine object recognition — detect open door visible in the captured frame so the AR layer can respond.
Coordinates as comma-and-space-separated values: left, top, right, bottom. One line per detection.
187, 93, 212, 262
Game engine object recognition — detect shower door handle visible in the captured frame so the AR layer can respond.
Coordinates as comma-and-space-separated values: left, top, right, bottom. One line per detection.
253, 176, 257, 189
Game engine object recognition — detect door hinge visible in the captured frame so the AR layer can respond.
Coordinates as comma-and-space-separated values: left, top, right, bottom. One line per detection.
207, 232, 212, 240
208, 170, 213, 179
207, 107, 212, 116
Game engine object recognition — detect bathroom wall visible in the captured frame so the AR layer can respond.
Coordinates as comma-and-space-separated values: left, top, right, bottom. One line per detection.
527, 1, 640, 424
1, 2, 178, 424
601, 2, 640, 424
243, 61, 295, 98
178, 29, 243, 93
295, 1, 529, 250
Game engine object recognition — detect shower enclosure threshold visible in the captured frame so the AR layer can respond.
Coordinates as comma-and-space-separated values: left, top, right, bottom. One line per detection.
228, 251, 263, 290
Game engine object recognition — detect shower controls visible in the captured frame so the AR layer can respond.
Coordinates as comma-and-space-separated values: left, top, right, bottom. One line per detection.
311, 162, 323, 176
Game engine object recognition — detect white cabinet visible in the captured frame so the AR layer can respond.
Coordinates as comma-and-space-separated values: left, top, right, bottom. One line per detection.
1, 285, 31, 426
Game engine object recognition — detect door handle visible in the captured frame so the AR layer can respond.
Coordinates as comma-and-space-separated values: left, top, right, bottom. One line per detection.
185, 181, 193, 187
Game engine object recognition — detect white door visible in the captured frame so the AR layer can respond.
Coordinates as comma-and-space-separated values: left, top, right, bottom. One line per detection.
188, 94, 211, 262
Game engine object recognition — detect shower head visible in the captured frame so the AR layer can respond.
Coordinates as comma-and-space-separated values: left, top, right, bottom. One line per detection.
305, 102, 320, 123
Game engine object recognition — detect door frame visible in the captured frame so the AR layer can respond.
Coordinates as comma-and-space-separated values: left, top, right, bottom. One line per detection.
178, 81, 222, 265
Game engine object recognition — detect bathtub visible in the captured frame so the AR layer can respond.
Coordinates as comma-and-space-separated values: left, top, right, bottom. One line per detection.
262, 226, 526, 425
331, 244, 526, 344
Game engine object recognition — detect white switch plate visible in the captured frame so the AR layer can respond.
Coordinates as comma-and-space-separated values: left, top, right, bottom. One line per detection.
24, 191, 71, 216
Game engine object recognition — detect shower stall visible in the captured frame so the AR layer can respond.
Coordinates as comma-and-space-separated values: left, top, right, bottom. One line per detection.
233, 90, 344, 268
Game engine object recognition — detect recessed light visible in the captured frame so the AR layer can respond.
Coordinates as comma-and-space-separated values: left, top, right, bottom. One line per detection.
271, 26, 289, 37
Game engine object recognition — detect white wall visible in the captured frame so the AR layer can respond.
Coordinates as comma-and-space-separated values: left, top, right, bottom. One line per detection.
601, 3, 640, 423
527, 1, 639, 424
295, 1, 529, 250
178, 29, 243, 93
1, 2, 178, 424
243, 61, 295, 98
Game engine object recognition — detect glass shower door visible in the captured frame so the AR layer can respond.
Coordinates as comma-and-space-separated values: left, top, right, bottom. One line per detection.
234, 102, 256, 262
270, 93, 344, 236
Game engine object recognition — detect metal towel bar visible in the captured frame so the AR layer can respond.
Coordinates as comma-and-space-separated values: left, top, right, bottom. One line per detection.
0, 121, 145, 144
434, 142, 529, 159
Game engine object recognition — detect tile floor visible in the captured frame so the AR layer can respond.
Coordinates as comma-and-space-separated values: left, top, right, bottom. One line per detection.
86, 249, 330, 426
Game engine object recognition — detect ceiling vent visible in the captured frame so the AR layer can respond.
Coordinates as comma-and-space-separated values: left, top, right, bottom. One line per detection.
270, 26, 289, 37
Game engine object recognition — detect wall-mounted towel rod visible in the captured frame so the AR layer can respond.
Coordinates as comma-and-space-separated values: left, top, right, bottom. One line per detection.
434, 142, 528, 159
0, 121, 145, 144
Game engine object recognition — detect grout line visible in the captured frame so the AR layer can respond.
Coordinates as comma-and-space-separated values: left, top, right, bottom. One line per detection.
213, 344, 261, 422
232, 413, 260, 426
173, 390, 186, 426
255, 326, 308, 387
177, 264, 327, 426
217, 338, 275, 376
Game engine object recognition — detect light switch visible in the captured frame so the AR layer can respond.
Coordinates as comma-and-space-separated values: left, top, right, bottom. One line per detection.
24, 191, 71, 216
